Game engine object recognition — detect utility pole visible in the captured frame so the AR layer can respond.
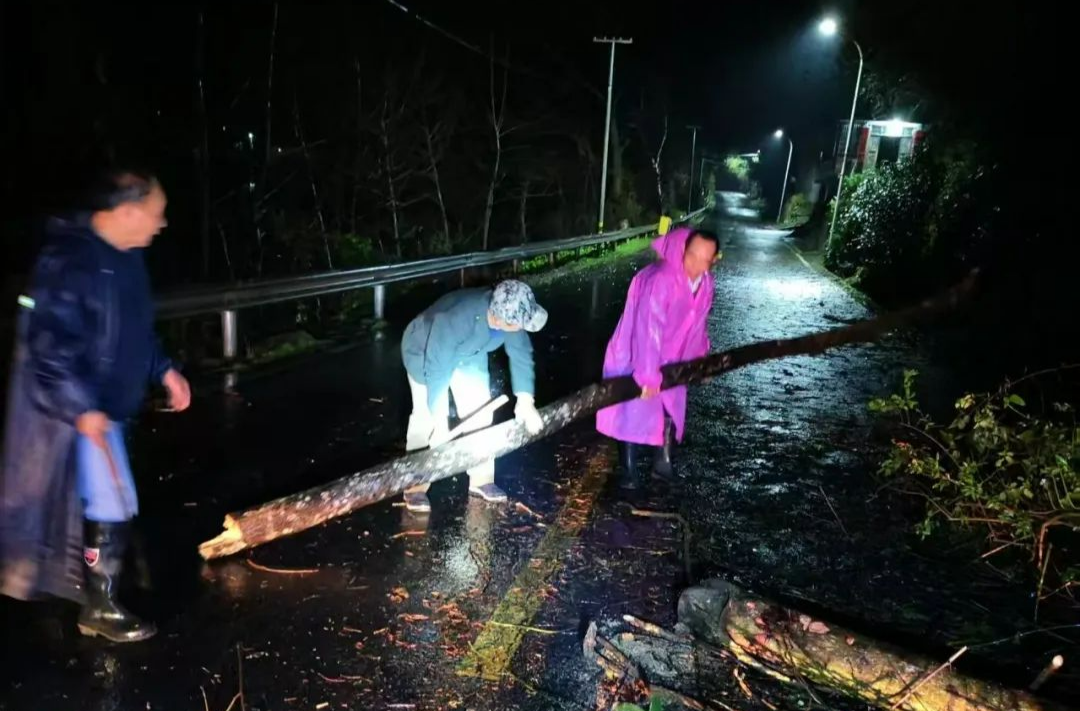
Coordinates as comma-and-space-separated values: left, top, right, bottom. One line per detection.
686, 125, 701, 213
593, 36, 633, 233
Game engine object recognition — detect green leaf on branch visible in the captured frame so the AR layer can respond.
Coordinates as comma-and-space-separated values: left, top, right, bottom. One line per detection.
870, 368, 1080, 592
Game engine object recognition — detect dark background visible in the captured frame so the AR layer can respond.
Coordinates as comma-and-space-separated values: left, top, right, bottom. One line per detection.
0, 0, 1064, 289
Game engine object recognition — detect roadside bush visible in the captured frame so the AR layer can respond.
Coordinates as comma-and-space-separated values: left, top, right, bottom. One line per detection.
870, 369, 1080, 596
825, 154, 937, 298
824, 141, 994, 304
335, 232, 381, 267
780, 193, 812, 227
703, 169, 718, 207
608, 184, 649, 229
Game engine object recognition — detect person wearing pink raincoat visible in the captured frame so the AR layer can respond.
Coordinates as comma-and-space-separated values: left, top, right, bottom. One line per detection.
596, 226, 720, 489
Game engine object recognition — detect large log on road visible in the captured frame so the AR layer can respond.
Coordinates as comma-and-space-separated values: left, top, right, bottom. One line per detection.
198, 271, 977, 560
677, 580, 1069, 711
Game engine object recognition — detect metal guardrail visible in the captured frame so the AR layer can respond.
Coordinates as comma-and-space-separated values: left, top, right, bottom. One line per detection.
157, 208, 708, 361
157, 209, 707, 319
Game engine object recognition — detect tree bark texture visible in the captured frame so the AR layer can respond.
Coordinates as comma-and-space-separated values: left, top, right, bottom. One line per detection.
198, 271, 978, 560
677, 580, 1068, 711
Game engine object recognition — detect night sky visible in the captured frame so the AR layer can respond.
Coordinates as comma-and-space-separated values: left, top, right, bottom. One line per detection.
0, 0, 1061, 282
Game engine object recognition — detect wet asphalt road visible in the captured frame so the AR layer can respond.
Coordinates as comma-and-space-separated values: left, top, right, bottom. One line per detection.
2, 195, 1074, 711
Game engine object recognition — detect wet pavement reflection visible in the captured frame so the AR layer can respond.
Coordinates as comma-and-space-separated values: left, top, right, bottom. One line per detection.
2, 195, 1073, 710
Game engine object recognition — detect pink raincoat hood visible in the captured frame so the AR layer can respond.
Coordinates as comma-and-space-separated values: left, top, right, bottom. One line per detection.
596, 227, 715, 446
652, 227, 694, 266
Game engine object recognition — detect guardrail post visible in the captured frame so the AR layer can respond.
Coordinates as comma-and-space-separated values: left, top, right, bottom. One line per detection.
373, 284, 386, 320
460, 267, 466, 287
221, 309, 238, 361
221, 309, 238, 392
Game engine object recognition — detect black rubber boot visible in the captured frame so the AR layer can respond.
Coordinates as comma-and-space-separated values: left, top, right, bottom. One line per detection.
652, 417, 676, 479
77, 521, 157, 643
618, 442, 642, 491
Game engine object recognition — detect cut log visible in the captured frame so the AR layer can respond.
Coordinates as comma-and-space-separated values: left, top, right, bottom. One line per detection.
677, 580, 1070, 711
198, 271, 977, 560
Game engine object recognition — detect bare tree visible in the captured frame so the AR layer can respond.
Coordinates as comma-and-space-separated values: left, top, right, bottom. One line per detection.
508, 160, 559, 243
514, 179, 560, 244
292, 89, 333, 269
419, 110, 452, 251
369, 63, 427, 259
635, 94, 668, 214
482, 41, 511, 251
194, 9, 212, 278
350, 56, 370, 237
250, 0, 278, 276
610, 115, 625, 202
650, 113, 668, 212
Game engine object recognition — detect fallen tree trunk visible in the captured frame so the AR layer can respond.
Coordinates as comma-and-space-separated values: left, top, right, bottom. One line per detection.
198, 271, 978, 560
677, 580, 1069, 711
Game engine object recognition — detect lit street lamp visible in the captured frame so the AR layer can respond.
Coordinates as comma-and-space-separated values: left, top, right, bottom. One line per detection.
773, 129, 793, 224
820, 15, 864, 247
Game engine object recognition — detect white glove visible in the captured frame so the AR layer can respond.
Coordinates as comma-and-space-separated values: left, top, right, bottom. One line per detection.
515, 394, 544, 435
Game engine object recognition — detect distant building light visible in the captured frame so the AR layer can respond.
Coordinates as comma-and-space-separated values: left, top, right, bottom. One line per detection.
885, 119, 907, 137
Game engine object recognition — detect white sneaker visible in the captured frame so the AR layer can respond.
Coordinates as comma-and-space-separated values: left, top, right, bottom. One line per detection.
468, 483, 508, 503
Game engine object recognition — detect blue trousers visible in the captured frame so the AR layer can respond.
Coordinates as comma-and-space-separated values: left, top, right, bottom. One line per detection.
76, 424, 138, 523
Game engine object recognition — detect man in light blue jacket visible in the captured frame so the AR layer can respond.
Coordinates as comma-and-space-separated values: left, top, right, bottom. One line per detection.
400, 280, 548, 512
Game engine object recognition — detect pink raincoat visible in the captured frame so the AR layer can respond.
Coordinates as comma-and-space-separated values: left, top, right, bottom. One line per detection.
596, 227, 714, 445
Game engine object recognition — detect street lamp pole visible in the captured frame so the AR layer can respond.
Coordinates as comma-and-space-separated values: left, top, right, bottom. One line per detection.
594, 36, 633, 233
686, 124, 701, 213
775, 131, 794, 223
827, 38, 864, 247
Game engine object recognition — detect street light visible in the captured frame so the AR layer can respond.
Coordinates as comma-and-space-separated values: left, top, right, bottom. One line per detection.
773, 129, 794, 223
819, 15, 864, 247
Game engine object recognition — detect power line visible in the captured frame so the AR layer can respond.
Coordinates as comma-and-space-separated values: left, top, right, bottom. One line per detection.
379, 0, 589, 92
382, 0, 484, 57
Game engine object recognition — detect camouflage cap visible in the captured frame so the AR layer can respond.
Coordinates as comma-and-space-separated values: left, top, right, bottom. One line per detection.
490, 280, 548, 332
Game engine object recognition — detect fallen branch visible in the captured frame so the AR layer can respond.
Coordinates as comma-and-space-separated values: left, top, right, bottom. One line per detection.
486, 621, 562, 635
1029, 655, 1064, 692
390, 530, 426, 540
888, 646, 968, 710
817, 485, 850, 538
622, 614, 689, 645
630, 509, 693, 582
199, 272, 978, 559
245, 559, 318, 575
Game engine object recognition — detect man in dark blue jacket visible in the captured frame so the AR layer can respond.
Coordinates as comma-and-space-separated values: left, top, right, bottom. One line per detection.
0, 170, 191, 642
400, 280, 547, 512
